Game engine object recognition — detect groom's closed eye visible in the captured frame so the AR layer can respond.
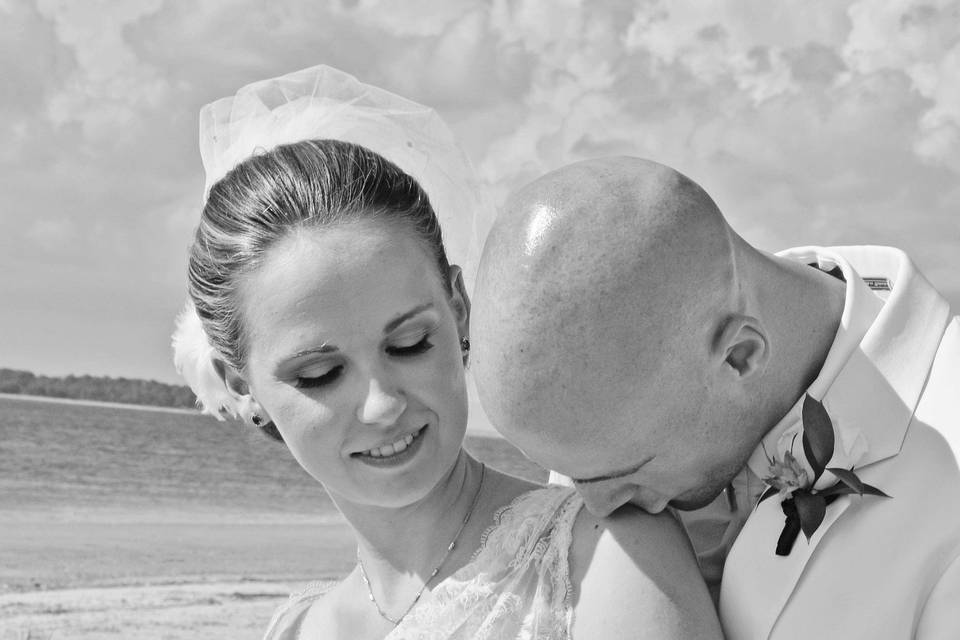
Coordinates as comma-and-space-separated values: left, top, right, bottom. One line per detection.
570, 455, 654, 485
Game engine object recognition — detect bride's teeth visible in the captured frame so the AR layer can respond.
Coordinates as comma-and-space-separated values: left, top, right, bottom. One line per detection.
362, 427, 423, 457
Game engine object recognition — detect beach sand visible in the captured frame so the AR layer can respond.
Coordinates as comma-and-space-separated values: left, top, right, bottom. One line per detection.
0, 518, 351, 639
0, 579, 333, 640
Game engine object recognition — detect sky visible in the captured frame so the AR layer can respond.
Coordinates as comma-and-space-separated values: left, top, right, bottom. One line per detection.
2, 0, 959, 395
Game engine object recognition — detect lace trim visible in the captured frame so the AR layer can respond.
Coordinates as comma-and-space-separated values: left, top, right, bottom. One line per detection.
550, 492, 582, 637
286, 580, 332, 603
473, 485, 574, 563
394, 486, 583, 639
262, 580, 332, 639
265, 487, 584, 640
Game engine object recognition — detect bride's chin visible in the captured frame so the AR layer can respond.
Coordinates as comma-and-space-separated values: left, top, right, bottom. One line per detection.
340, 452, 467, 510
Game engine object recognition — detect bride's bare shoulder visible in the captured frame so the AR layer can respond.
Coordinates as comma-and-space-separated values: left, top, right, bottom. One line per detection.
264, 578, 364, 640
568, 506, 723, 639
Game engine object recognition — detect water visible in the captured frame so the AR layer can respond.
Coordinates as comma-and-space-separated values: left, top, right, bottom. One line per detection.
0, 395, 546, 520
0, 395, 547, 592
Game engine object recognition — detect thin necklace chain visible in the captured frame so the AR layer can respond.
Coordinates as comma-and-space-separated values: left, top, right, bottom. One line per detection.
357, 463, 486, 626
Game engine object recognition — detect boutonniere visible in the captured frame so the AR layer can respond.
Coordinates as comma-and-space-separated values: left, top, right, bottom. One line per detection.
759, 395, 890, 556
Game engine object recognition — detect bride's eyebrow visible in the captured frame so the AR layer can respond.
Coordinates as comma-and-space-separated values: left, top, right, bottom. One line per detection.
272, 343, 336, 378
274, 303, 436, 368
383, 302, 435, 334
286, 343, 336, 359
274, 343, 338, 373
571, 454, 655, 485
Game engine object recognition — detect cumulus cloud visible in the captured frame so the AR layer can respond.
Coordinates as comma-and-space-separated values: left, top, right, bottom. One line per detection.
843, 0, 960, 170
4, 0, 959, 385
332, 0, 476, 38
454, 0, 958, 260
25, 217, 74, 252
35, 0, 173, 143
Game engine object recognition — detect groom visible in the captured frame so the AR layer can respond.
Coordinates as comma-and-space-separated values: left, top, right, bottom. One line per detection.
471, 157, 960, 639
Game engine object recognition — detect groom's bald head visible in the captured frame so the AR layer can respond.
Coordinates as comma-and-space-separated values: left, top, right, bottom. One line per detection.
472, 157, 742, 500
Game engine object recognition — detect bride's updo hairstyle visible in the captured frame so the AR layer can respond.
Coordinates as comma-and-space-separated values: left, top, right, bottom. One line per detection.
172, 65, 493, 439
188, 139, 450, 374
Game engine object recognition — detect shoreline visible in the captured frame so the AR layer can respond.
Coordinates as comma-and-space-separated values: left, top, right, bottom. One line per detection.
0, 393, 508, 436
2, 573, 342, 595
0, 392, 201, 415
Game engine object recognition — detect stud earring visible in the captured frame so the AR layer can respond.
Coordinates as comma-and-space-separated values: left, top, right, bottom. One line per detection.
460, 337, 470, 352
252, 415, 263, 427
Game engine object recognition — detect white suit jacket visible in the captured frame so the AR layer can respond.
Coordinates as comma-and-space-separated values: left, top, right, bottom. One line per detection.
720, 246, 960, 639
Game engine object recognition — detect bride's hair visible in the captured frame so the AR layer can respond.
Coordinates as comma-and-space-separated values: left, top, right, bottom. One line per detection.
175, 66, 491, 438
187, 137, 451, 376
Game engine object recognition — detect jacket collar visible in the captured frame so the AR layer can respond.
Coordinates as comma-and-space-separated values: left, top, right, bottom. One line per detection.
745, 247, 884, 485
720, 246, 952, 639
765, 246, 951, 472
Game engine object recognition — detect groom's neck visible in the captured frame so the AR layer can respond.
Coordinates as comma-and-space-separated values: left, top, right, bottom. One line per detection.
749, 252, 847, 436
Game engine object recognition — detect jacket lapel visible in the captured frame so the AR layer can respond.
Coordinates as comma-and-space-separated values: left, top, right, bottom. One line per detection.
719, 246, 951, 639
835, 246, 951, 465
720, 490, 852, 639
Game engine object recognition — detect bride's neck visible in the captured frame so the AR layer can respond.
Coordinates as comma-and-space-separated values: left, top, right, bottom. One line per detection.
334, 451, 486, 577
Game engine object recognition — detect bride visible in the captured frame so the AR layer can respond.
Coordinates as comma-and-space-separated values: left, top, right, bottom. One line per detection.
172, 65, 721, 639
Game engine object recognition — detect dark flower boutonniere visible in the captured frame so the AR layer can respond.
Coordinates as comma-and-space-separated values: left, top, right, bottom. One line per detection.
760, 395, 890, 556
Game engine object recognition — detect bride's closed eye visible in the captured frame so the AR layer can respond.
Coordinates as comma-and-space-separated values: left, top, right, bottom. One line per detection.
296, 364, 344, 389
294, 333, 433, 389
386, 333, 434, 357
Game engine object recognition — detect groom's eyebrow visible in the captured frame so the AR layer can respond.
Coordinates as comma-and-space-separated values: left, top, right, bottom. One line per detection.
570, 455, 654, 485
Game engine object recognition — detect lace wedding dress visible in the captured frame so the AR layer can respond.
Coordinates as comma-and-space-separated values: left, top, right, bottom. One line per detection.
263, 486, 583, 639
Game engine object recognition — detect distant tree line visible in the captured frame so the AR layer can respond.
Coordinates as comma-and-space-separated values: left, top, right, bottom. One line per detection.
0, 368, 198, 409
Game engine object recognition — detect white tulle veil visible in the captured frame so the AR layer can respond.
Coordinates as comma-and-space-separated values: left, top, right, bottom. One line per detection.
172, 65, 494, 419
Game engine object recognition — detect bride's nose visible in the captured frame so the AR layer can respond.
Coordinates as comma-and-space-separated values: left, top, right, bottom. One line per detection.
356, 374, 407, 426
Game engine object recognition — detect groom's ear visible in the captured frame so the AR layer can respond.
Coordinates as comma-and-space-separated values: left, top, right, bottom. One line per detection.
712, 313, 769, 380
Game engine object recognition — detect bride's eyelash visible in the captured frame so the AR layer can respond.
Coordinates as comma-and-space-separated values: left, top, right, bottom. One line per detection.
387, 334, 434, 357
296, 365, 343, 389
294, 335, 433, 389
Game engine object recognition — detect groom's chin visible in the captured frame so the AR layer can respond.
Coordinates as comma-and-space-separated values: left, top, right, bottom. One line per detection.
669, 486, 726, 511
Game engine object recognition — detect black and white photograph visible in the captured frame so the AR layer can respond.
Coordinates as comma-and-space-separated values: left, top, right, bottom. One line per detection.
2, 1, 959, 638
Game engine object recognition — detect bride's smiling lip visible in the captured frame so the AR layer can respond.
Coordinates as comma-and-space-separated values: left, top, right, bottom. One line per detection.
349, 423, 429, 457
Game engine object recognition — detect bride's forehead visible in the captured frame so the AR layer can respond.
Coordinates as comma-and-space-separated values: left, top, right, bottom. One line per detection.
259, 223, 436, 284
240, 224, 444, 320
275, 221, 404, 256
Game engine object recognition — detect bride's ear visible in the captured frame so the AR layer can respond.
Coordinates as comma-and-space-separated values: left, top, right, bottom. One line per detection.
448, 265, 471, 339
212, 358, 271, 427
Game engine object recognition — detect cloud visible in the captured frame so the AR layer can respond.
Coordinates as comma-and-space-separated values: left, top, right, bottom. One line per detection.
35, 0, 173, 143
4, 0, 959, 384
25, 217, 74, 252
470, 1, 957, 207
332, 0, 476, 38
0, 1, 70, 113
843, 0, 960, 170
